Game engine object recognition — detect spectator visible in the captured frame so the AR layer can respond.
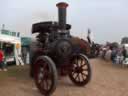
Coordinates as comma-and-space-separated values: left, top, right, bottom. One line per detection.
111, 47, 117, 64
116, 48, 124, 64
105, 47, 112, 61
102, 47, 107, 59
0, 49, 7, 71
122, 46, 127, 60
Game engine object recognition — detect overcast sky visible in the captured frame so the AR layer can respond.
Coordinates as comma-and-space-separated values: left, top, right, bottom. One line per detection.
0, 0, 128, 44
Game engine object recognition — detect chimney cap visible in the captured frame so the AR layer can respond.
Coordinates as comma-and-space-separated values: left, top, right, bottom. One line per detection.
56, 2, 68, 8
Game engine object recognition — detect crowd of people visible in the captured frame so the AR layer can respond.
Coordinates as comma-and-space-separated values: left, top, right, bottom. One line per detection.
99, 44, 128, 65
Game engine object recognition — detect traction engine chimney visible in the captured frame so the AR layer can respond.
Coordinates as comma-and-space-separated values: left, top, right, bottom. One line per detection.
56, 2, 68, 30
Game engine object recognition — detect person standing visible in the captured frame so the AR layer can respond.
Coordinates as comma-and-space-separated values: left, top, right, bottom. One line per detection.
122, 46, 127, 60
87, 28, 94, 46
0, 49, 7, 71
111, 47, 117, 64
105, 47, 112, 61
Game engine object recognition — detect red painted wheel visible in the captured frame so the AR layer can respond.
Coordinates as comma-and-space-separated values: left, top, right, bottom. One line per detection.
69, 54, 91, 86
34, 56, 58, 96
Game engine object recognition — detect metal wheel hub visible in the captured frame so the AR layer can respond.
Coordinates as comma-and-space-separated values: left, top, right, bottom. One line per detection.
75, 67, 83, 73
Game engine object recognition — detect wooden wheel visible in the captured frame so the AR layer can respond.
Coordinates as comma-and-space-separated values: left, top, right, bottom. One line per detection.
69, 54, 91, 86
34, 56, 57, 96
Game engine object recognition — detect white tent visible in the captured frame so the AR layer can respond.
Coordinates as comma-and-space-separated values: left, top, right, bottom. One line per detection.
0, 34, 24, 65
0, 34, 20, 44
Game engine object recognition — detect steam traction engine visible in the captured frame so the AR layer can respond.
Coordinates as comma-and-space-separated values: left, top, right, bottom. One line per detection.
30, 2, 91, 96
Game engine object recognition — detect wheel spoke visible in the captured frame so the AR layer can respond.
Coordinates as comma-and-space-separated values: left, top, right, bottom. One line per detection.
74, 63, 77, 68
47, 79, 52, 90
45, 79, 50, 90
43, 63, 47, 69
72, 71, 75, 76
81, 63, 88, 70
78, 73, 80, 82
81, 73, 85, 80
43, 80, 46, 90
40, 75, 50, 90
40, 78, 45, 89
81, 63, 86, 67
42, 65, 52, 90
82, 68, 88, 71
82, 72, 88, 76
74, 73, 79, 80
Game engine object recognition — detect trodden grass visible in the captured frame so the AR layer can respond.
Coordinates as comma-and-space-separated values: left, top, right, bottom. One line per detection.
0, 65, 30, 81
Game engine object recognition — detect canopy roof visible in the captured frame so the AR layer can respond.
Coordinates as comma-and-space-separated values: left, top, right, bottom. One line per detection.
32, 21, 71, 33
0, 34, 21, 44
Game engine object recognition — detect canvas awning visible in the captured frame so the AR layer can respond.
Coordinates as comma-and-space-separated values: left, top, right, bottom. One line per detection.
0, 34, 21, 44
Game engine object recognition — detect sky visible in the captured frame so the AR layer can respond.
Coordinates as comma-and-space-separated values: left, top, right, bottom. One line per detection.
0, 0, 128, 44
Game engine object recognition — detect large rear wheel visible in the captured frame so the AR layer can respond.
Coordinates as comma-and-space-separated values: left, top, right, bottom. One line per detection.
69, 54, 91, 86
34, 56, 58, 96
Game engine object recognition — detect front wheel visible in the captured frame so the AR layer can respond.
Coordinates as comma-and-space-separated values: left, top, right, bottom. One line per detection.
34, 56, 58, 96
69, 54, 91, 86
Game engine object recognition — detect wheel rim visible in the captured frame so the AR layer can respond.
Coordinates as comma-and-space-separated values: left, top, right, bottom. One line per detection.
70, 55, 90, 83
34, 59, 53, 94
